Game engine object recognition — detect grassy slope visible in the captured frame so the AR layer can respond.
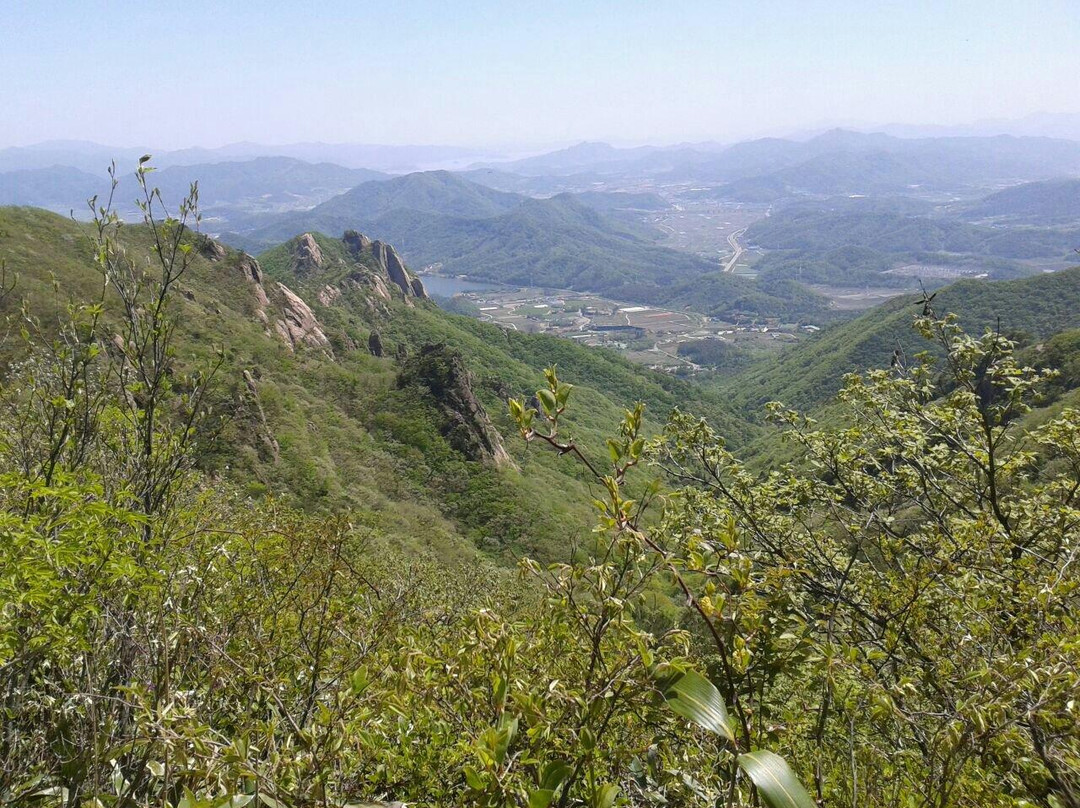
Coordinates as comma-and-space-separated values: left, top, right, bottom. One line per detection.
0, 208, 756, 564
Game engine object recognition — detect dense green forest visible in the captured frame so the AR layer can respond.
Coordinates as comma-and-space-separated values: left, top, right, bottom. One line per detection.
2, 170, 1079, 808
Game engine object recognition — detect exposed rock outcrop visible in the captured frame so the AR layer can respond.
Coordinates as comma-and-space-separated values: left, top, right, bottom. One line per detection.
341, 231, 427, 300
291, 233, 324, 275
317, 285, 342, 307
236, 253, 270, 316
196, 234, 228, 262
243, 369, 280, 464
274, 283, 332, 353
236, 252, 264, 283
397, 343, 514, 468
343, 229, 372, 254
368, 330, 384, 357
372, 240, 413, 296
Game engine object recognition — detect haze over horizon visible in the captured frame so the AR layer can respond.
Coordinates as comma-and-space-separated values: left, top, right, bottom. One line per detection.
4, 0, 1079, 151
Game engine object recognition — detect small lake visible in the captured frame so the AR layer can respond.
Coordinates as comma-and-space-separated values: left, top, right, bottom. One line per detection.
417, 275, 501, 297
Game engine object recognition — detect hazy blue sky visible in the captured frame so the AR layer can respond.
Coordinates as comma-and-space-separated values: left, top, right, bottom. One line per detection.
3, 0, 1078, 149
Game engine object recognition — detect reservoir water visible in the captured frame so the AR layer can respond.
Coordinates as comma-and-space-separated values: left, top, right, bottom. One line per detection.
417, 275, 500, 297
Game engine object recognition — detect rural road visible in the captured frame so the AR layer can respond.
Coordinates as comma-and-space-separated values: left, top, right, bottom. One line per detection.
722, 228, 747, 273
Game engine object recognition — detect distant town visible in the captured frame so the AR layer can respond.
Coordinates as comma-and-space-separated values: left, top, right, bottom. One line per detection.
424, 277, 819, 373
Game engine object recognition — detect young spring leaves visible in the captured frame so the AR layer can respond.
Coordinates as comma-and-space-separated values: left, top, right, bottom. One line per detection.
658, 667, 814, 808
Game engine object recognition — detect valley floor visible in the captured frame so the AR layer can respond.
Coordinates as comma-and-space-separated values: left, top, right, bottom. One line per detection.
424, 276, 810, 373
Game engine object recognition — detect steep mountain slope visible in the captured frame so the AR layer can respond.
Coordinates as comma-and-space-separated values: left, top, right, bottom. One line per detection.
718, 266, 1080, 414
0, 206, 757, 561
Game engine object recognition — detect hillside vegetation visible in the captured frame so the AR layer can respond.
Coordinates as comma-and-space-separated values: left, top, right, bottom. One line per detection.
1, 148, 1080, 808
0, 205, 755, 561
719, 265, 1080, 413
3, 183, 1078, 808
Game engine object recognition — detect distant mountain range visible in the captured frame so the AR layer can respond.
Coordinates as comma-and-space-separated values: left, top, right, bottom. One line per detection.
4, 127, 1080, 325
0, 140, 501, 175
470, 129, 1080, 198
225, 171, 707, 289
0, 157, 388, 217
873, 112, 1080, 142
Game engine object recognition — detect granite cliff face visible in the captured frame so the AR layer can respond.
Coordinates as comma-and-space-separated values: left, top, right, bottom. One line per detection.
274, 283, 331, 351
291, 233, 324, 275
194, 236, 333, 355
343, 230, 427, 300
397, 343, 514, 468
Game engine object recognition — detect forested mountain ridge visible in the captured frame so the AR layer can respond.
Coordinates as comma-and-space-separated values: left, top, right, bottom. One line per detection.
963, 177, 1080, 224
747, 205, 1080, 260
719, 264, 1080, 414
225, 172, 835, 320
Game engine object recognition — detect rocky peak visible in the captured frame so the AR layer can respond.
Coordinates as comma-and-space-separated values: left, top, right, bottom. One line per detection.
343, 229, 372, 255
340, 231, 427, 300
291, 233, 324, 275
237, 252, 264, 285
196, 234, 228, 262
397, 343, 513, 468
274, 283, 332, 354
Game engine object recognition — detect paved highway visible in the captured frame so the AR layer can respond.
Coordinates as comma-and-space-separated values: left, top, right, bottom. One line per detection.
722, 227, 746, 273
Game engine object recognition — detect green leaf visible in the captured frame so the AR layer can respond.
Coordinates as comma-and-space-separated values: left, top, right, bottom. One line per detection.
529, 789, 556, 808
594, 783, 620, 808
216, 797, 254, 808
540, 760, 572, 792
537, 388, 557, 415
737, 751, 815, 808
464, 765, 485, 790
659, 668, 734, 741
